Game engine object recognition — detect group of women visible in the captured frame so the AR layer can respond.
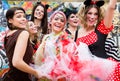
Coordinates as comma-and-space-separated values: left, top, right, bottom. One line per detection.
2, 0, 120, 81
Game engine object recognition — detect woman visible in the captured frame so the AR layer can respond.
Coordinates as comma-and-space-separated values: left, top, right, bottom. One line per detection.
64, 8, 80, 42
76, 0, 117, 59
3, 7, 40, 81
27, 21, 39, 53
76, 1, 120, 80
34, 11, 75, 81
30, 2, 49, 45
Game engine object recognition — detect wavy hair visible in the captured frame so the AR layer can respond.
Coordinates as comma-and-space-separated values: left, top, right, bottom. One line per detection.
78, 2, 104, 30
30, 2, 49, 34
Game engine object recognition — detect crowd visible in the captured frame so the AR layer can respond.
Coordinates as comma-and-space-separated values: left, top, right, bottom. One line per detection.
1, 0, 120, 81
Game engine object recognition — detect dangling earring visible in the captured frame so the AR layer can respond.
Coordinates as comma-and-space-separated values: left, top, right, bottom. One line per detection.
94, 20, 98, 27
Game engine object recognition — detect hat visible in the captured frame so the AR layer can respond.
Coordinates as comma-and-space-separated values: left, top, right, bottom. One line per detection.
64, 8, 78, 19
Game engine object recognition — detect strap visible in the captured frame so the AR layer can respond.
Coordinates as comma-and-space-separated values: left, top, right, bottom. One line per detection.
74, 26, 80, 42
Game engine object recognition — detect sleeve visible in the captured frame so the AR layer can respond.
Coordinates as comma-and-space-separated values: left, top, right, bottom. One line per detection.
33, 35, 49, 65
105, 38, 120, 61
97, 20, 113, 34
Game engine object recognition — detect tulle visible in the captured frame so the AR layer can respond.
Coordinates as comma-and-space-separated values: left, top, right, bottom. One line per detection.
70, 43, 117, 81
34, 40, 117, 81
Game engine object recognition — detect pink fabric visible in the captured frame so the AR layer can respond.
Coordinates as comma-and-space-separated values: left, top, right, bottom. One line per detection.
34, 32, 120, 80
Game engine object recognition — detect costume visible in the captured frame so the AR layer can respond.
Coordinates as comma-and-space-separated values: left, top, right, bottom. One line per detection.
105, 37, 120, 61
65, 27, 79, 42
76, 20, 113, 59
76, 20, 120, 81
32, 33, 45, 54
35, 31, 120, 81
3, 30, 33, 81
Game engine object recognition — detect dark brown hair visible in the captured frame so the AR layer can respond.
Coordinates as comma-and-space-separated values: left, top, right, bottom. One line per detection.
30, 2, 48, 34
6, 7, 25, 30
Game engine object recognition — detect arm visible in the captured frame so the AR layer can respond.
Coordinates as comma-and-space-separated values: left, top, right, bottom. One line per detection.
34, 35, 48, 65
34, 42, 45, 65
104, 0, 117, 28
12, 30, 38, 78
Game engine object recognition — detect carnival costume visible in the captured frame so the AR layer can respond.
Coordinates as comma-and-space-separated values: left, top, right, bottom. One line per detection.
34, 31, 120, 81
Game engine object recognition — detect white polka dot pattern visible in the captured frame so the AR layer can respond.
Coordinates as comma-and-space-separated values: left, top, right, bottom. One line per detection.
76, 20, 113, 46
106, 58, 120, 81
97, 20, 113, 34
76, 31, 97, 45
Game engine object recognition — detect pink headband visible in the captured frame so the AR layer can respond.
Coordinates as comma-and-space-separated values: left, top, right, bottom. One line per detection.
49, 11, 66, 25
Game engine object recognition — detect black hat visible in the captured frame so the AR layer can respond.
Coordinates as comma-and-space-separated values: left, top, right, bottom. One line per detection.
64, 8, 78, 19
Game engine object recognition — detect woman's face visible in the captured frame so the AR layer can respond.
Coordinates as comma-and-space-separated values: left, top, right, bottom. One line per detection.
68, 14, 80, 27
8, 10, 27, 28
86, 7, 98, 27
34, 5, 44, 20
51, 13, 66, 34
28, 21, 38, 34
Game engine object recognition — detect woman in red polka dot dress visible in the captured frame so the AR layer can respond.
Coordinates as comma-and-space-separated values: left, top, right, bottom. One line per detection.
76, 0, 120, 80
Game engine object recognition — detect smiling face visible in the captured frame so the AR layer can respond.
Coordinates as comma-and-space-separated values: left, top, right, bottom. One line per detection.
68, 13, 80, 27
28, 21, 38, 34
86, 7, 98, 27
8, 10, 27, 28
50, 12, 66, 34
34, 5, 44, 20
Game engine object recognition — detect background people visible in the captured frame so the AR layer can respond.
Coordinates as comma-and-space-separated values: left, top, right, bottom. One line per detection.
30, 2, 49, 45
105, 34, 120, 61
64, 8, 80, 42
27, 21, 39, 53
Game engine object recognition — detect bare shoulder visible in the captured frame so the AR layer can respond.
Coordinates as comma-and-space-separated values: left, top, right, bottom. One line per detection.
20, 30, 29, 34
16, 30, 30, 41
19, 30, 29, 37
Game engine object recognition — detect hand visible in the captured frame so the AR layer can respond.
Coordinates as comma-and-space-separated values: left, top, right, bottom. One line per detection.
33, 69, 40, 79
38, 76, 52, 81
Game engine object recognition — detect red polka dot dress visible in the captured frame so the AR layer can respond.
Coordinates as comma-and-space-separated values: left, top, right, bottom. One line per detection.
76, 20, 113, 58
109, 63, 120, 81
106, 58, 120, 81
76, 20, 120, 81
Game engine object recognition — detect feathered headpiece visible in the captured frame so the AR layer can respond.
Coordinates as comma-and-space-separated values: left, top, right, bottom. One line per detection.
84, 0, 105, 8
